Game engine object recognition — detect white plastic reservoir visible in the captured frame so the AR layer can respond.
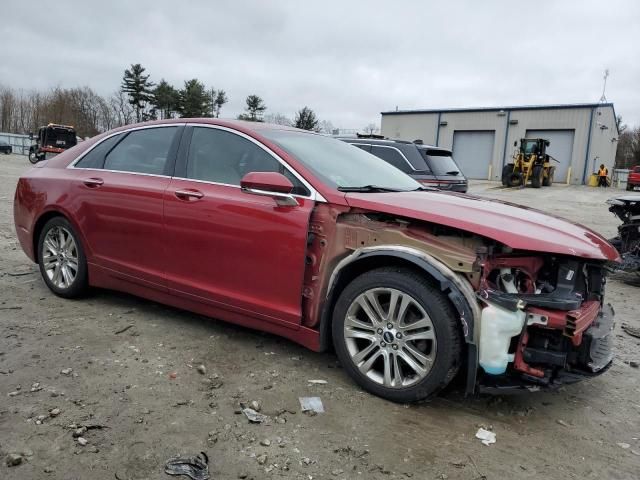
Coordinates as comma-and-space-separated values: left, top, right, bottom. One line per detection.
478, 301, 526, 375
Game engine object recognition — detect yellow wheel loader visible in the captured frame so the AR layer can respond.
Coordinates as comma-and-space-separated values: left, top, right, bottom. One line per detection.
501, 138, 557, 188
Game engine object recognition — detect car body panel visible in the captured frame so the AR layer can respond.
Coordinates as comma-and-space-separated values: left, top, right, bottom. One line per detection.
344, 190, 620, 261
163, 177, 314, 326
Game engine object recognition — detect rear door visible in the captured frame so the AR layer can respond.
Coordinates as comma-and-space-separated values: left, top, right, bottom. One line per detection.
163, 125, 315, 326
69, 125, 183, 289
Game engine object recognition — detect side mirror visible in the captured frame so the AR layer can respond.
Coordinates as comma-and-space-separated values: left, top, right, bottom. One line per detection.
240, 171, 298, 207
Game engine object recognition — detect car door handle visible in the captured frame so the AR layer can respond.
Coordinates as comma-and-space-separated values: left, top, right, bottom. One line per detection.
83, 178, 104, 188
174, 189, 204, 200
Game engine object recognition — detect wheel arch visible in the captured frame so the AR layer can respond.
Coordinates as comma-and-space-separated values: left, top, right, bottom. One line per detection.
32, 209, 90, 262
319, 246, 481, 394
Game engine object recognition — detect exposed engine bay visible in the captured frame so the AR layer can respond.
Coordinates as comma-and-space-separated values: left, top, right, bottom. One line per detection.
476, 254, 614, 391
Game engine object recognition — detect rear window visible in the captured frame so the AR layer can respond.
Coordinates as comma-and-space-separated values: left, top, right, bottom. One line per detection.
419, 149, 463, 176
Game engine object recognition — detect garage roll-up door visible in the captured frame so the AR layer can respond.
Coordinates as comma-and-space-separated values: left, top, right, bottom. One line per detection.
452, 131, 495, 180
525, 130, 574, 183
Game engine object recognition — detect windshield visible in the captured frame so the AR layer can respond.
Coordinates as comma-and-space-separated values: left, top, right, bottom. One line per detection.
260, 130, 421, 191
419, 149, 462, 176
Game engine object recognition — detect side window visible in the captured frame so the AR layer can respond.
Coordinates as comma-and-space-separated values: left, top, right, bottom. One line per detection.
104, 127, 178, 175
186, 127, 310, 196
371, 146, 412, 173
74, 134, 122, 169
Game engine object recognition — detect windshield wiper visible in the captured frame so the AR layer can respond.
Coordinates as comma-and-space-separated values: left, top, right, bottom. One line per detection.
337, 185, 404, 193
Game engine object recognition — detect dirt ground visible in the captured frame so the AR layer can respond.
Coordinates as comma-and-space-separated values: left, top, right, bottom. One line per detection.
1, 153, 639, 480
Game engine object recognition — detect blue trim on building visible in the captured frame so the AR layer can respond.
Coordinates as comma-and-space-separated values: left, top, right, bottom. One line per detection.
582, 107, 596, 184
435, 112, 442, 146
382, 102, 615, 116
501, 110, 511, 168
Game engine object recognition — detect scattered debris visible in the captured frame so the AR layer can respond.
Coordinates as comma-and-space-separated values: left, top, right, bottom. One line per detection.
307, 379, 327, 385
617, 442, 631, 449
60, 368, 73, 376
0, 306, 22, 310
7, 390, 21, 397
6, 270, 35, 277
622, 324, 640, 339
299, 397, 324, 414
475, 428, 496, 446
556, 419, 570, 428
257, 454, 268, 465
169, 372, 178, 380
260, 439, 271, 446
164, 452, 210, 480
6, 453, 23, 467
196, 364, 207, 375
629, 361, 639, 369
114, 324, 134, 335
249, 400, 261, 412
49, 408, 61, 417
77, 437, 88, 446
242, 408, 268, 424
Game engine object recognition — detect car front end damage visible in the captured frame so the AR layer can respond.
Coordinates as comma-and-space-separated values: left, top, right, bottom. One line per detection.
474, 254, 615, 392
302, 202, 617, 395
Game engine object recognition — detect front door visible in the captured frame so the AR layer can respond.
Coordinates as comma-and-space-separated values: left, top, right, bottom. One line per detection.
163, 126, 314, 326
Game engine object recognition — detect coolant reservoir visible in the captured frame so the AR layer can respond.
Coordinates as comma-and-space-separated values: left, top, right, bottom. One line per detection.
478, 301, 526, 375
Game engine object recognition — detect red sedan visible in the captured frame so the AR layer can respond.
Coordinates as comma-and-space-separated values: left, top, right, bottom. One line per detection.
13, 119, 619, 402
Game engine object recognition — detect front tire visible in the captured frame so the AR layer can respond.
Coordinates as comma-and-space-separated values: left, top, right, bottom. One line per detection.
28, 149, 39, 164
332, 267, 462, 402
531, 165, 543, 188
37, 217, 88, 298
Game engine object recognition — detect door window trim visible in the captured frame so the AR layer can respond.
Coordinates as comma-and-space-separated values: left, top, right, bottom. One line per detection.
349, 143, 416, 171
174, 123, 324, 201
67, 123, 186, 177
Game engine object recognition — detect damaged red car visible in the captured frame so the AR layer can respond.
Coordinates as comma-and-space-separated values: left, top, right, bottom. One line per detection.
13, 119, 619, 402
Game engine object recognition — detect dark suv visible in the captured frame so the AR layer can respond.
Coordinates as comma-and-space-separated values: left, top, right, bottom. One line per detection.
338, 136, 468, 192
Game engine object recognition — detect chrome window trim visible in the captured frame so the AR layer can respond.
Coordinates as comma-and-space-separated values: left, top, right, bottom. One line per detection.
178, 123, 325, 202
67, 123, 186, 169
347, 142, 416, 171
67, 122, 326, 202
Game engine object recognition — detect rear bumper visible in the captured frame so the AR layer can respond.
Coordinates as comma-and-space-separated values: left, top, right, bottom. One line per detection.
478, 303, 615, 393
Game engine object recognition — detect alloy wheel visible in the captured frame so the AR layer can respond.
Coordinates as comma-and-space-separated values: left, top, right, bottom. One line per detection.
42, 226, 79, 289
344, 287, 437, 388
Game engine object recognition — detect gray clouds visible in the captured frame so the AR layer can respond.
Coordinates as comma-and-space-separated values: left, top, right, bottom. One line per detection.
1, 0, 639, 127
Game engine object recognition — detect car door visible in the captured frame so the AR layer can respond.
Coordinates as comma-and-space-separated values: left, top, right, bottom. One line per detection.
163, 125, 315, 327
69, 125, 183, 289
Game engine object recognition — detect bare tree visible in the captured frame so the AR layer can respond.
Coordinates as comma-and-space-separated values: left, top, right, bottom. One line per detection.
363, 123, 380, 135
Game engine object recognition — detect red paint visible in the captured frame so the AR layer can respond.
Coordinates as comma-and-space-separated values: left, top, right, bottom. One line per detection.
240, 171, 293, 193
527, 300, 601, 347
345, 191, 620, 261
513, 330, 545, 378
628, 166, 640, 189
12, 118, 619, 353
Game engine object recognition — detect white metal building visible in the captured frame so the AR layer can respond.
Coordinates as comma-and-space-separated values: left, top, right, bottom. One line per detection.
381, 103, 619, 184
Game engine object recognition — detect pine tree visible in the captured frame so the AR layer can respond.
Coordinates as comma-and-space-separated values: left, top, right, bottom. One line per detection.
213, 90, 228, 118
152, 80, 180, 119
120, 64, 155, 123
238, 95, 266, 122
294, 106, 320, 131
178, 79, 213, 118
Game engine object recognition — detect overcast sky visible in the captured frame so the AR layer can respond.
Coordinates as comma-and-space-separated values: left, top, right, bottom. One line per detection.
1, 0, 639, 128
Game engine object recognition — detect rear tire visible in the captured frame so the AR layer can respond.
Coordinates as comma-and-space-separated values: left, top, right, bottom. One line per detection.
332, 267, 462, 402
28, 149, 38, 164
542, 167, 554, 186
531, 165, 543, 188
37, 217, 88, 298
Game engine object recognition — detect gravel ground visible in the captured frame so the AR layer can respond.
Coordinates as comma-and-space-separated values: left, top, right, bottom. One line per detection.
1, 153, 639, 479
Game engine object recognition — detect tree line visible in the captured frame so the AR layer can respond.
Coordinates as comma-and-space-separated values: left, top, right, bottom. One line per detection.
0, 63, 342, 138
615, 118, 640, 169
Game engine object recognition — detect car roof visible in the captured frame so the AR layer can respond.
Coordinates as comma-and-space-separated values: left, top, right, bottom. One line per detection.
337, 137, 451, 153
118, 118, 306, 134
